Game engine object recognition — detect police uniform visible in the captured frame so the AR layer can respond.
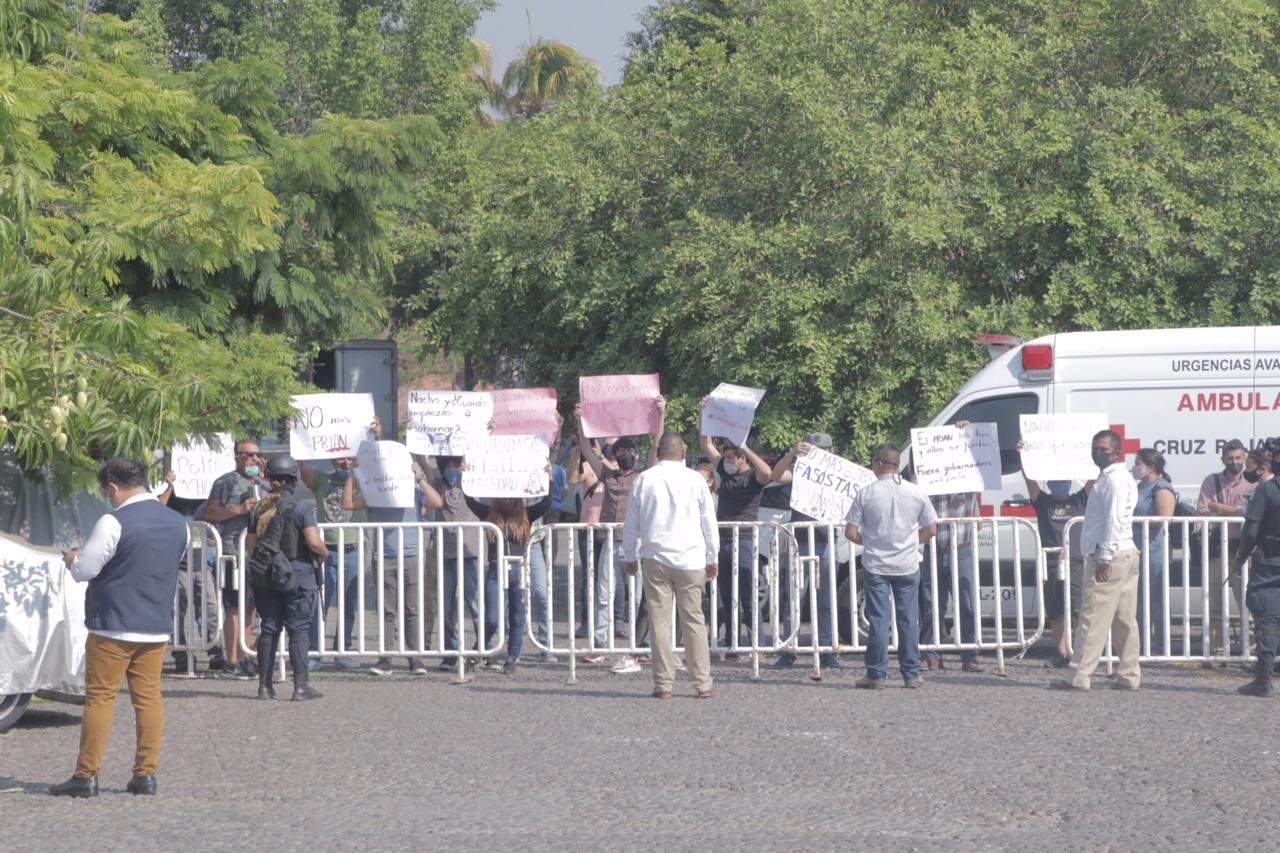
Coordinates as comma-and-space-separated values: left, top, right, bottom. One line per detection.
249, 457, 323, 701
1234, 478, 1280, 696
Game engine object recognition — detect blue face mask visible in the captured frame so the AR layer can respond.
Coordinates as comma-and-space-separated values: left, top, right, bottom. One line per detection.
1048, 481, 1071, 499
332, 468, 351, 484
443, 468, 462, 486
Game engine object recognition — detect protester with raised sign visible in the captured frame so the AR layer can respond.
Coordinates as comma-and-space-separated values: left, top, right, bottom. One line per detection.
202, 439, 270, 681
464, 470, 554, 673
342, 455, 442, 676
845, 444, 938, 690
699, 397, 771, 657
770, 432, 842, 670
430, 455, 493, 668
575, 398, 664, 672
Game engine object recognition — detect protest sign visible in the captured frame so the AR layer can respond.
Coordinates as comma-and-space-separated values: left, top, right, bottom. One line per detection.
462, 435, 551, 498
578, 374, 661, 438
700, 383, 766, 448
289, 393, 376, 460
491, 387, 560, 444
405, 390, 494, 456
788, 446, 876, 524
1018, 413, 1109, 480
910, 423, 1002, 496
354, 441, 416, 509
170, 434, 235, 500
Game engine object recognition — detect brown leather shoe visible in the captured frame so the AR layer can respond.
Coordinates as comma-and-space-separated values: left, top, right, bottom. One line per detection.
695, 689, 714, 699
652, 689, 672, 700
961, 660, 984, 673
1049, 678, 1087, 691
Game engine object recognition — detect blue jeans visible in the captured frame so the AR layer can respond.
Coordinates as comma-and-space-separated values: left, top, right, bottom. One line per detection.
310, 546, 360, 652
443, 556, 492, 652
918, 545, 977, 663
717, 533, 762, 647
782, 534, 835, 648
485, 563, 527, 661
864, 570, 922, 681
528, 536, 550, 645
1138, 538, 1167, 656
594, 542, 627, 647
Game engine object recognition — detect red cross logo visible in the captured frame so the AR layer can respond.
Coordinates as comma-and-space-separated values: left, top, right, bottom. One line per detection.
1109, 423, 1141, 460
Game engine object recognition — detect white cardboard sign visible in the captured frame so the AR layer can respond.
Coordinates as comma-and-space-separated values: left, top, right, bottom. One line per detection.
462, 435, 550, 498
788, 446, 876, 524
910, 423, 1002, 496
406, 390, 493, 456
171, 434, 235, 500
354, 441, 416, 509
700, 383, 766, 448
289, 393, 376, 460
1018, 413, 1109, 480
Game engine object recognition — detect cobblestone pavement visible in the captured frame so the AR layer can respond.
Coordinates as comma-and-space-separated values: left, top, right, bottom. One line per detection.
2, 648, 1275, 851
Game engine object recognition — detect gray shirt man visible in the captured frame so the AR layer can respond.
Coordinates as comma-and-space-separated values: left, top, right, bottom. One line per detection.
846, 475, 939, 575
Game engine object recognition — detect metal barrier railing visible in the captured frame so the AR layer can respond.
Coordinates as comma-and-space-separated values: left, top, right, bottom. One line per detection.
168, 522, 224, 677
1060, 515, 1251, 665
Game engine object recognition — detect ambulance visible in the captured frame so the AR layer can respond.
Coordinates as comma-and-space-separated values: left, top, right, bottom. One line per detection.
903, 326, 1280, 619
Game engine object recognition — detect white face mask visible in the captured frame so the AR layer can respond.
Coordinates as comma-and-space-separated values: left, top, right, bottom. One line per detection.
722, 461, 740, 476
1132, 464, 1148, 480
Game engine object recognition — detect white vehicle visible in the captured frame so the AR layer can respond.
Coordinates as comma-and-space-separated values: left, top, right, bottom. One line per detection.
903, 326, 1280, 617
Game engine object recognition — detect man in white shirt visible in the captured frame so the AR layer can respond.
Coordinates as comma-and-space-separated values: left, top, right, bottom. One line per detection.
623, 433, 719, 699
845, 444, 938, 689
1052, 429, 1141, 691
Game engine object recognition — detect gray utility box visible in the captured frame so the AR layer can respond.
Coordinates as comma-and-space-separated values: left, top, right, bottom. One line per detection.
311, 339, 399, 440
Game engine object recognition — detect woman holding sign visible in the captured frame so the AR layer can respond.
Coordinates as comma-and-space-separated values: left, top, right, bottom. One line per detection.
464, 476, 553, 673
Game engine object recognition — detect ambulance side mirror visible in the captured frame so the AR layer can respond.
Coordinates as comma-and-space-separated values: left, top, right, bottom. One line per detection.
1002, 495, 1030, 508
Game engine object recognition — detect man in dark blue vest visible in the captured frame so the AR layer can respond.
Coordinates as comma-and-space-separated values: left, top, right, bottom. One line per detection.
50, 457, 190, 798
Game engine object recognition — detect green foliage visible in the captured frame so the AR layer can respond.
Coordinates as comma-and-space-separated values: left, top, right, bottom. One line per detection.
424, 0, 1280, 459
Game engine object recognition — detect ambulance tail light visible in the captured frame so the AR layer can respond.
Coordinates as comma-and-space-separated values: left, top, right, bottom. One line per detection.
1021, 344, 1053, 379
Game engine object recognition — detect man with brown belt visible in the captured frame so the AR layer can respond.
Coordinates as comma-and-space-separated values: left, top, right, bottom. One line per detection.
51, 456, 190, 797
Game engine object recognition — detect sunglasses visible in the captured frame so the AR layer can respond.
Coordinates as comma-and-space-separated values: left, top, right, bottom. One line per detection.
236, 451, 263, 459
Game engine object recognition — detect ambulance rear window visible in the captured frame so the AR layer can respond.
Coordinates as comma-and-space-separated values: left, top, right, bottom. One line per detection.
950, 394, 1039, 474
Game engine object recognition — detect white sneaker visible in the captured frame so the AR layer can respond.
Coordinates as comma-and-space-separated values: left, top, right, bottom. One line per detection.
611, 655, 642, 674
675, 654, 686, 672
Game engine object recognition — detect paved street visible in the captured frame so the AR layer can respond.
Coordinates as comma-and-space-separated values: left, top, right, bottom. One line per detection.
1, 650, 1274, 851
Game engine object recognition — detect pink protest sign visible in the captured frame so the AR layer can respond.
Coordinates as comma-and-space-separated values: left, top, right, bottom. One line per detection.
578, 374, 661, 438
491, 388, 560, 444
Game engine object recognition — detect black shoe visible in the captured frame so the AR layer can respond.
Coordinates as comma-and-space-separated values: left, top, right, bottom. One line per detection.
436, 659, 454, 672
291, 684, 324, 701
207, 649, 227, 671
126, 774, 157, 795
221, 661, 251, 681
774, 652, 796, 668
819, 653, 839, 668
49, 776, 98, 798
238, 658, 258, 678
171, 652, 189, 673
1237, 680, 1274, 697
256, 685, 276, 700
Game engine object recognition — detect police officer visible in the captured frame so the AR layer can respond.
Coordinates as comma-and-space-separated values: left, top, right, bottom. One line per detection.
1229, 471, 1280, 697
246, 455, 328, 701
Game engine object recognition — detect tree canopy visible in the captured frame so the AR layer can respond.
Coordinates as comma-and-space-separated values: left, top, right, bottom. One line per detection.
420, 0, 1280, 458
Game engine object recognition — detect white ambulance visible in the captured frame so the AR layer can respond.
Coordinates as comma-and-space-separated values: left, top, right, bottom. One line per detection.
903, 326, 1280, 618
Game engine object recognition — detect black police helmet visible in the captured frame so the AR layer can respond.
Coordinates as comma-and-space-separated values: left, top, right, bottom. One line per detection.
265, 454, 300, 481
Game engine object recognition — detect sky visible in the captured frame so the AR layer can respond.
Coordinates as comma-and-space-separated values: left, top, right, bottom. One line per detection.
475, 0, 655, 87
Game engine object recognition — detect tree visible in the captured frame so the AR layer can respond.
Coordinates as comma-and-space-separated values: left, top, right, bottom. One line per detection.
490, 14, 599, 119
421, 0, 1280, 459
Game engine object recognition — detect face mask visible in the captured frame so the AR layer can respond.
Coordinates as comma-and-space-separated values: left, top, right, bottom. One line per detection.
722, 461, 740, 476
1048, 481, 1071, 499
332, 468, 351, 484
443, 468, 462, 486
616, 453, 636, 470
1244, 468, 1261, 484
1132, 464, 1148, 480
1091, 448, 1113, 468
244, 465, 261, 478
1225, 462, 1245, 476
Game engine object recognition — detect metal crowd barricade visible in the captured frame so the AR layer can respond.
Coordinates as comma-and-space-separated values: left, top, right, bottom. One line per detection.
1060, 515, 1251, 665
169, 522, 224, 677
236, 521, 507, 684
785, 518, 1044, 679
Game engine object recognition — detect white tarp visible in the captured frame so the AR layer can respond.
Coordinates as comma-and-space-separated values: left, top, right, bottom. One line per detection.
0, 532, 87, 696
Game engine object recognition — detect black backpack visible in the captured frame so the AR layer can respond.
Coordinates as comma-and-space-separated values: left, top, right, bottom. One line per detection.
247, 496, 300, 593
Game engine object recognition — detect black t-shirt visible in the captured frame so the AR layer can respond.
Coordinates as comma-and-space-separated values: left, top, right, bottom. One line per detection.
1032, 490, 1090, 555
716, 458, 767, 523
1245, 479, 1280, 587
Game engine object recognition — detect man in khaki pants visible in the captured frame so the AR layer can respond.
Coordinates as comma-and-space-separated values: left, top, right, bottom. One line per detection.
1052, 430, 1141, 691
622, 433, 719, 699
51, 457, 190, 797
